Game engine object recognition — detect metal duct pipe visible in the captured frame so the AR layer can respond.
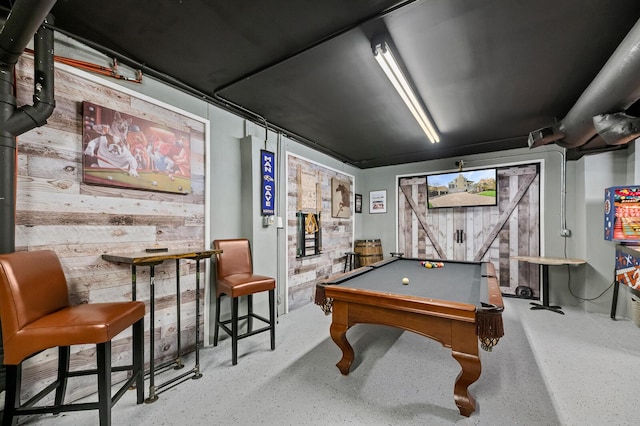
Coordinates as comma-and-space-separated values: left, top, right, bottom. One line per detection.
593, 112, 640, 145
4, 17, 56, 135
0, 0, 55, 65
558, 17, 640, 148
0, 0, 57, 254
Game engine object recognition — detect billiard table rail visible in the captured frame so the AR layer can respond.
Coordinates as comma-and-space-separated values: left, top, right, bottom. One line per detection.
314, 257, 398, 310
315, 266, 373, 314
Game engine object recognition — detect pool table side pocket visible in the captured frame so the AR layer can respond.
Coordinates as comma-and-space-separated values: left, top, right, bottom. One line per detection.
476, 274, 504, 351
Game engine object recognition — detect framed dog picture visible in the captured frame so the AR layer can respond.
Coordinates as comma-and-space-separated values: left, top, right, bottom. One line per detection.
82, 101, 192, 194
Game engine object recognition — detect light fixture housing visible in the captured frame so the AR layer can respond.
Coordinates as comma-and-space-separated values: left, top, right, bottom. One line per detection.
373, 41, 440, 143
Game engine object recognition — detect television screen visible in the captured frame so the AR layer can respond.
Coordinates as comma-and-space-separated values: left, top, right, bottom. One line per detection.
426, 168, 498, 209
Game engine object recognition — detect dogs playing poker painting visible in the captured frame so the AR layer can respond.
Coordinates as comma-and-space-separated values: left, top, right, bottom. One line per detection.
82, 101, 191, 194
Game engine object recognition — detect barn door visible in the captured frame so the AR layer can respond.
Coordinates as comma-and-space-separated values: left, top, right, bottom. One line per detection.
398, 164, 540, 296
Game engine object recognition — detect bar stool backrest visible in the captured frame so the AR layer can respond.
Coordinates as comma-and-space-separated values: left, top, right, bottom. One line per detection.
213, 239, 253, 278
0, 250, 69, 364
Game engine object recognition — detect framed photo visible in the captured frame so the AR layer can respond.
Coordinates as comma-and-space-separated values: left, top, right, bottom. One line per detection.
331, 178, 351, 218
355, 193, 362, 213
369, 190, 387, 214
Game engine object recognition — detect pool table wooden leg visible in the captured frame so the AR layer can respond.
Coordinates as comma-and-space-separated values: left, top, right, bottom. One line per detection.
451, 350, 480, 416
450, 321, 481, 417
330, 322, 354, 375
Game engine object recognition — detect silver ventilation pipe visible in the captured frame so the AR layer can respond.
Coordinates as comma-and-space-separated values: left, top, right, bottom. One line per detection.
528, 18, 640, 151
557, 17, 640, 149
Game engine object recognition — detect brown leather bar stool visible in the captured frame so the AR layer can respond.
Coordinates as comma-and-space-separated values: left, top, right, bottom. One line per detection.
212, 239, 276, 365
0, 250, 145, 426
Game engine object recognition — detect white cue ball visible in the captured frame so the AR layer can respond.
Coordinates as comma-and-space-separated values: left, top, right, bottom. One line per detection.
402, 277, 409, 285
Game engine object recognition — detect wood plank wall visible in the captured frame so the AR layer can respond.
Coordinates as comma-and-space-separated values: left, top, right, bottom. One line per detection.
287, 154, 353, 311
11, 55, 208, 403
397, 164, 540, 295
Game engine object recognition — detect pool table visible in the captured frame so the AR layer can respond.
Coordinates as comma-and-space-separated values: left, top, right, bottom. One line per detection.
315, 257, 504, 417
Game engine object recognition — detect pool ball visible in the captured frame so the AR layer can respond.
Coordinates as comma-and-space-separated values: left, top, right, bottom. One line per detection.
402, 277, 409, 285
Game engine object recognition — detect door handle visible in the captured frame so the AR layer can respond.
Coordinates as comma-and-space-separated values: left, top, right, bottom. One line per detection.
455, 229, 465, 243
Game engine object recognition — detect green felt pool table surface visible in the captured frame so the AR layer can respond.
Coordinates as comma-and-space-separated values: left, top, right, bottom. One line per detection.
325, 257, 492, 308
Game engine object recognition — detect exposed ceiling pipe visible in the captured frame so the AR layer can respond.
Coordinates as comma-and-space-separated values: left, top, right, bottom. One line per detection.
558, 17, 640, 149
528, 17, 640, 151
593, 112, 640, 146
0, 0, 57, 254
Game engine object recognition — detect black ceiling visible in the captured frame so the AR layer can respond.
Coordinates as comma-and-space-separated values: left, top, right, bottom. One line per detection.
5, 0, 640, 168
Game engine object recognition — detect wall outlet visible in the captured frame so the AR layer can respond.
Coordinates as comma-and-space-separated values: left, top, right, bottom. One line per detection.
262, 215, 275, 227
560, 229, 572, 237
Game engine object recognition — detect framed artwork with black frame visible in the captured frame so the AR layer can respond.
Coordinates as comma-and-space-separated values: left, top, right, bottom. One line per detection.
355, 193, 362, 213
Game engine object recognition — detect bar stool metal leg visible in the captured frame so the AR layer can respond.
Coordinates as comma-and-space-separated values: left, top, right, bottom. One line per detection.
343, 252, 357, 272
232, 297, 239, 365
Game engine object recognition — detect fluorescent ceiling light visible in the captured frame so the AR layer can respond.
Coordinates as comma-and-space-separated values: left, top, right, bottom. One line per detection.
373, 41, 440, 143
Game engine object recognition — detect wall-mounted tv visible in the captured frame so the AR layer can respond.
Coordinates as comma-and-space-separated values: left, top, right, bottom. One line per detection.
426, 168, 498, 209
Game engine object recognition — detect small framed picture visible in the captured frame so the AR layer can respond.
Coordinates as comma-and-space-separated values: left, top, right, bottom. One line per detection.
369, 190, 387, 214
355, 193, 362, 213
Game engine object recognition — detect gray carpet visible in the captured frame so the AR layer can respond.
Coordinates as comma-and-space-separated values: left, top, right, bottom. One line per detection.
516, 298, 640, 426
17, 298, 565, 425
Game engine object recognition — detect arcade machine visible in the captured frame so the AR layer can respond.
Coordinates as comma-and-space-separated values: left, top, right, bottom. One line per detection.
606, 186, 640, 319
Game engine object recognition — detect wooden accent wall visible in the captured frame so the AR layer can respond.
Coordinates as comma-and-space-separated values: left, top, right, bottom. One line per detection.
12, 55, 208, 402
287, 154, 353, 311
398, 164, 540, 296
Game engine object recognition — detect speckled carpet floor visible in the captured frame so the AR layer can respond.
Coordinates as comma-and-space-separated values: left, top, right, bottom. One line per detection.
11, 297, 640, 425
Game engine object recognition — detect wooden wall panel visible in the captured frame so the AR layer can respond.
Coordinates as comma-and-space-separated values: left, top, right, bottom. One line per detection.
11, 55, 208, 402
398, 164, 540, 296
287, 154, 353, 311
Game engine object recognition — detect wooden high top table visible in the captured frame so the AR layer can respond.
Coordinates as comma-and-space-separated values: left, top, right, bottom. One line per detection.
511, 256, 586, 315
102, 248, 221, 402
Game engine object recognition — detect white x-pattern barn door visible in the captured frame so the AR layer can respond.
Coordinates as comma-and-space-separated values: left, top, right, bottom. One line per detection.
397, 164, 540, 296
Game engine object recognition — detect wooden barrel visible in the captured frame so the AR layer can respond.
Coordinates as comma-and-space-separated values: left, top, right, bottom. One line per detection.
354, 239, 383, 266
